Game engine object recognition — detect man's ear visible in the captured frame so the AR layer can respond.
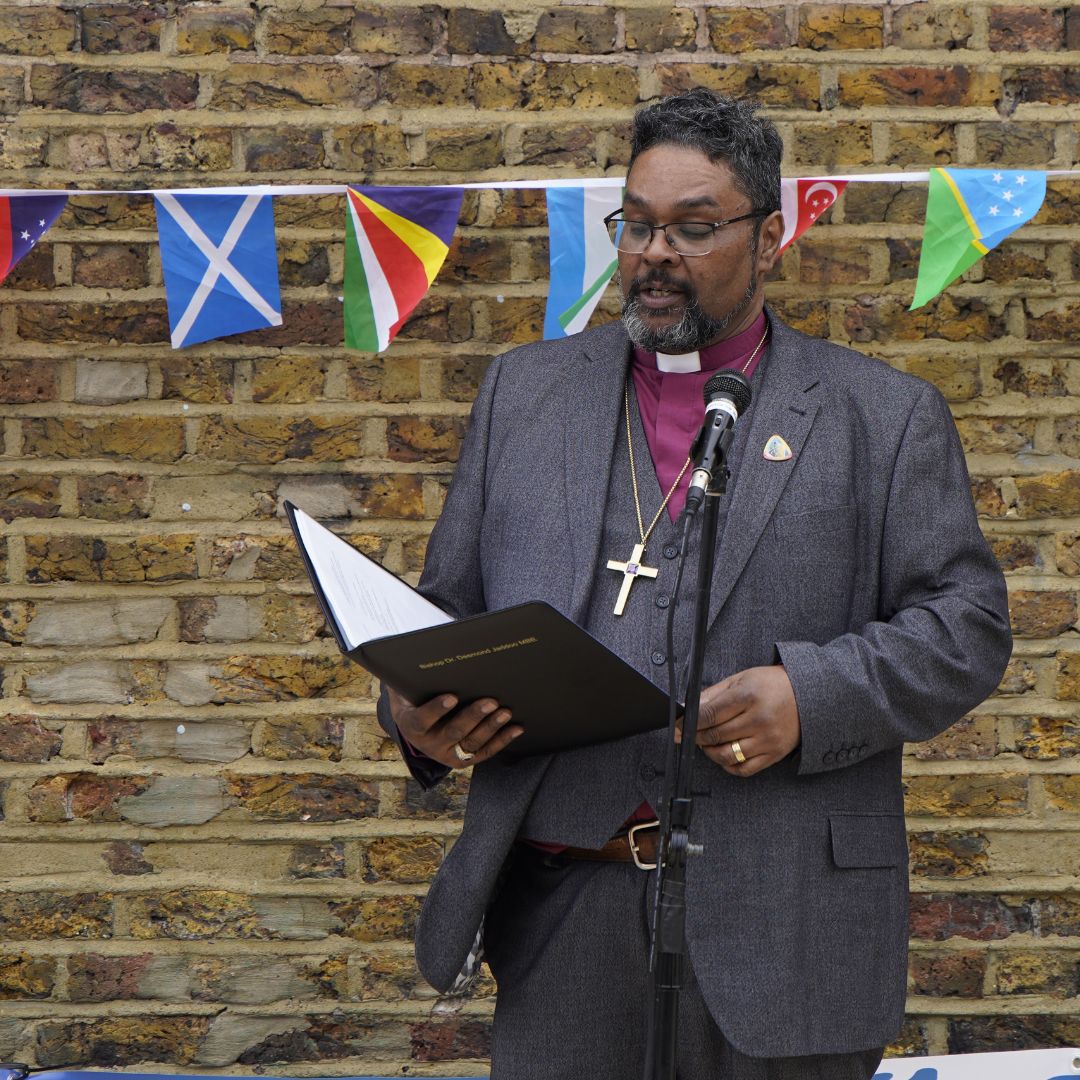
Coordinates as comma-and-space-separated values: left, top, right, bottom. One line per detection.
756, 210, 785, 272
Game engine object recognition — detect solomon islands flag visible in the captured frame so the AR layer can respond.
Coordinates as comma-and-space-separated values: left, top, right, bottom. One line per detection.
911, 168, 1046, 309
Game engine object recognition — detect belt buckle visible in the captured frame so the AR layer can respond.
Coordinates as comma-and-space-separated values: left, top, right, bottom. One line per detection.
628, 819, 660, 871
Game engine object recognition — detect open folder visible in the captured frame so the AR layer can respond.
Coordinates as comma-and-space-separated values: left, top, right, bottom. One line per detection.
285, 501, 670, 757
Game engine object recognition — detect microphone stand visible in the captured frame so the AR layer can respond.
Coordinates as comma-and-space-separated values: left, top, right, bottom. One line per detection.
643, 460, 728, 1080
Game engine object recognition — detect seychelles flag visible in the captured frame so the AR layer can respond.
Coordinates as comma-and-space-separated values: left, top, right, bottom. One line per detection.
343, 185, 463, 353
0, 194, 67, 284
911, 168, 1046, 309
543, 184, 623, 340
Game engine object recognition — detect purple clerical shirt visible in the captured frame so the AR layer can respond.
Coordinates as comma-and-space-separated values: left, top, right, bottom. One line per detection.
630, 311, 768, 522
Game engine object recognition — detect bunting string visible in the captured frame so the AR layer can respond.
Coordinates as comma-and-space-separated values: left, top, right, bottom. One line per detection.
2, 167, 1079, 353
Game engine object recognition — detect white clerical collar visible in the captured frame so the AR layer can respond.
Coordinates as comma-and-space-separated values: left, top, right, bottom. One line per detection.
654, 351, 701, 373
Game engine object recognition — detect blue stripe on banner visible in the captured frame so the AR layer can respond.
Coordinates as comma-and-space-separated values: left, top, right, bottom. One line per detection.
543, 186, 587, 340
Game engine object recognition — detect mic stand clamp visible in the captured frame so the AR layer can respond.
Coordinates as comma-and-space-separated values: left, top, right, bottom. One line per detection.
643, 463, 728, 1080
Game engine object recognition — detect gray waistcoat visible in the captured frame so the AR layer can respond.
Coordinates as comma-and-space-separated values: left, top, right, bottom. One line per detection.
518, 387, 734, 848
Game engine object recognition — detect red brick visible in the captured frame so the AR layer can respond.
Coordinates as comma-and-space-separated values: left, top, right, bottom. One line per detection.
909, 893, 1032, 941
910, 952, 985, 996
0, 359, 57, 403
990, 7, 1065, 51
3, 244, 54, 289
410, 1019, 492, 1062
72, 244, 149, 289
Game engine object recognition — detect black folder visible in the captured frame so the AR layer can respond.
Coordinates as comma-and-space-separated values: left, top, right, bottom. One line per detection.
285, 500, 670, 758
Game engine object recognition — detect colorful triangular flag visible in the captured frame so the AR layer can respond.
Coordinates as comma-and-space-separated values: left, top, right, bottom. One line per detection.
155, 193, 282, 349
911, 167, 1046, 309
0, 194, 67, 284
779, 178, 848, 252
543, 184, 623, 339
344, 185, 463, 353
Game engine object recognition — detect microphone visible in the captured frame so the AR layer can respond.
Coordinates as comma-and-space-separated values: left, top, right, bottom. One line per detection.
684, 370, 752, 514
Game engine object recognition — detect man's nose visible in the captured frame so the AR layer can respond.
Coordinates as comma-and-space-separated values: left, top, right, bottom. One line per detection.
641, 226, 680, 263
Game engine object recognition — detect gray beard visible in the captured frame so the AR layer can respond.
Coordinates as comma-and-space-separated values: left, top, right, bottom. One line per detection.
621, 274, 757, 354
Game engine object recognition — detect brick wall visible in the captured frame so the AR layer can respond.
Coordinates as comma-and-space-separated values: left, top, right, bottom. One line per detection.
0, 0, 1078, 1072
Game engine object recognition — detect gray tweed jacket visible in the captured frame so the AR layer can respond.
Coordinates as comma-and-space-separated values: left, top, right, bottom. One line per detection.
379, 311, 1011, 1057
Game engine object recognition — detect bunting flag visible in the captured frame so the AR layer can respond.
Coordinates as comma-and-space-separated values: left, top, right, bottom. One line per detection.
911, 167, 1047, 309
0, 193, 68, 284
543, 184, 624, 339
343, 185, 463, 353
155, 193, 282, 348
779, 178, 848, 251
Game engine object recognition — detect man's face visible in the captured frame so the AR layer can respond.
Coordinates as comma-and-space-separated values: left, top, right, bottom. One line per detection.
617, 144, 781, 353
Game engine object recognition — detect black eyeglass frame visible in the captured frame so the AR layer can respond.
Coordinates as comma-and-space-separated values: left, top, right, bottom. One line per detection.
602, 209, 769, 256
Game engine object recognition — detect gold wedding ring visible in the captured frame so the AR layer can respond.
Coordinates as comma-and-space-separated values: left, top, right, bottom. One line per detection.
453, 743, 474, 764
730, 740, 746, 764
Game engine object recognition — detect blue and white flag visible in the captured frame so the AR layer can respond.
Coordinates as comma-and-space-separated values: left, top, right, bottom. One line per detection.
543, 184, 623, 340
155, 193, 282, 349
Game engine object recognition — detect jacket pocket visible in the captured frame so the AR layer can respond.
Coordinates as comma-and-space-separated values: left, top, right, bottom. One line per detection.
829, 811, 907, 869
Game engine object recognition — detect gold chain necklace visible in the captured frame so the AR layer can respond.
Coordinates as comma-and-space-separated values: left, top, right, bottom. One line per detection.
604, 325, 769, 617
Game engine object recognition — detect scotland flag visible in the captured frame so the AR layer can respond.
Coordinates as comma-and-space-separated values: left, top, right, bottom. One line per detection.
155, 193, 282, 348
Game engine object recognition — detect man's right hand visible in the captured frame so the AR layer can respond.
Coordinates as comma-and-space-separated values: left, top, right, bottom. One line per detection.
386, 685, 524, 768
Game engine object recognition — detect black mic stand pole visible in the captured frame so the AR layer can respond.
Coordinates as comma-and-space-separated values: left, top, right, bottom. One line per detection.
643, 460, 728, 1080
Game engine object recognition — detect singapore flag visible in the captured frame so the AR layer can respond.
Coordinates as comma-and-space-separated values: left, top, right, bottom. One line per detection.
779, 178, 848, 252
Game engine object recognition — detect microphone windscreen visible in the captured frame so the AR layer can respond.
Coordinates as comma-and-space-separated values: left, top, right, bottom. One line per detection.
703, 370, 752, 416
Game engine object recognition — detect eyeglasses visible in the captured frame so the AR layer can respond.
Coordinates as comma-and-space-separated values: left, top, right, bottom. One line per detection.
603, 210, 766, 257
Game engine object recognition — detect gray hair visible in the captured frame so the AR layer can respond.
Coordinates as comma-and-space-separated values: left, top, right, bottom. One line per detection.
628, 88, 783, 216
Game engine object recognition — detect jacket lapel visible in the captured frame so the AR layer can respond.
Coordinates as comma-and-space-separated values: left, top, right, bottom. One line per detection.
706, 316, 822, 631
563, 323, 631, 622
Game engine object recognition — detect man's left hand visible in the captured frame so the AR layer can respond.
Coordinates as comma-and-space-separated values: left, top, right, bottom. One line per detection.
689, 665, 801, 777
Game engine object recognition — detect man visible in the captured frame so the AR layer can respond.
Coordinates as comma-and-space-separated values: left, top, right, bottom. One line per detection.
379, 89, 1011, 1079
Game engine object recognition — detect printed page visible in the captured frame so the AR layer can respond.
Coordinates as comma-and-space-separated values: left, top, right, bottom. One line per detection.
291, 506, 451, 649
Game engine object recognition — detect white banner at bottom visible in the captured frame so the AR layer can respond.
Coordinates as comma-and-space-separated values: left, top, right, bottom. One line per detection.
874, 1047, 1080, 1080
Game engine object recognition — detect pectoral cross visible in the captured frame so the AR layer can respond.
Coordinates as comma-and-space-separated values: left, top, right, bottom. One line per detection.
606, 543, 659, 616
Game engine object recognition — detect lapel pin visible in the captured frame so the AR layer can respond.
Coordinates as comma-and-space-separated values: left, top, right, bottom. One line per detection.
763, 435, 793, 461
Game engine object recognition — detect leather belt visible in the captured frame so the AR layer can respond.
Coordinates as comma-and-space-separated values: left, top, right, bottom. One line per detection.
560, 820, 660, 870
